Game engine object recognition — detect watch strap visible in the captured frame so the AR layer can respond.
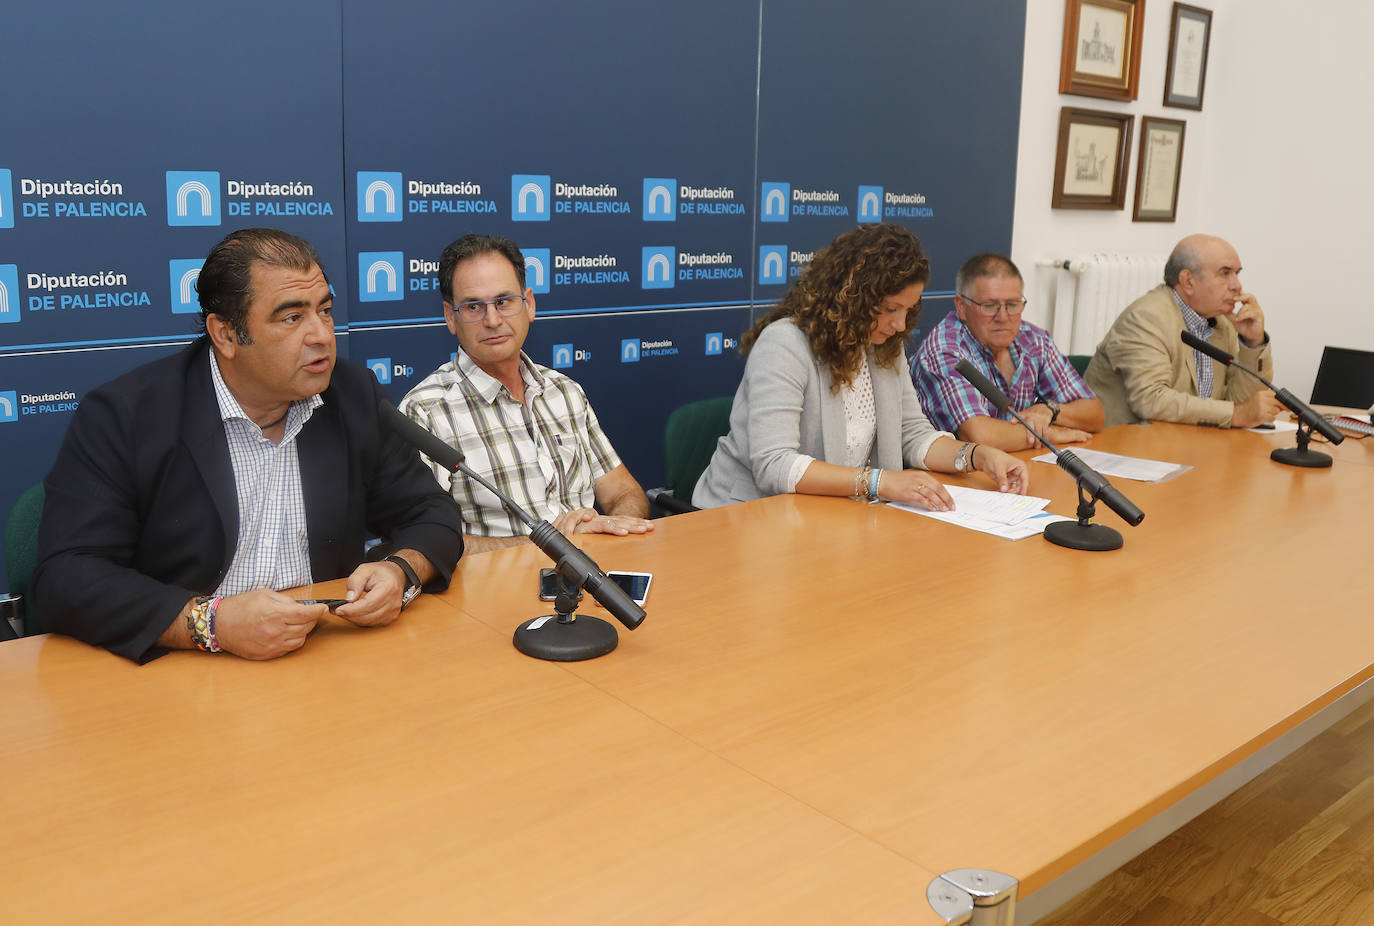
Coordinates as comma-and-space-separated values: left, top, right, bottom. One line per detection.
384, 554, 422, 607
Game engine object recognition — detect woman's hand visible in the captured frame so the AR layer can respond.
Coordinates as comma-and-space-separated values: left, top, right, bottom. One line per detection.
974, 446, 1029, 495
877, 469, 956, 511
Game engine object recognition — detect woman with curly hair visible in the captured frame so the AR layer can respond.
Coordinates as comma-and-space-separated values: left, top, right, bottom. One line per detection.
693, 223, 1028, 509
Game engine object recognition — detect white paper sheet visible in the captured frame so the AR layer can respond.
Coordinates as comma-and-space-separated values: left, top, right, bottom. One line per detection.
1031, 448, 1190, 483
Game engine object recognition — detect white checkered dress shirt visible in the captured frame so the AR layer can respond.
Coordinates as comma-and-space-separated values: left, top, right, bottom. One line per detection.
1172, 288, 1215, 399
209, 351, 322, 597
399, 351, 621, 537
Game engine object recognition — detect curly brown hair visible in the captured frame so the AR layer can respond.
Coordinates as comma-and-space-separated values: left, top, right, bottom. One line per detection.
741, 223, 930, 391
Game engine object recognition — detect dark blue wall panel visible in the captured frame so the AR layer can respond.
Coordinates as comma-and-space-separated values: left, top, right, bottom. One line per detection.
0, 1, 1024, 591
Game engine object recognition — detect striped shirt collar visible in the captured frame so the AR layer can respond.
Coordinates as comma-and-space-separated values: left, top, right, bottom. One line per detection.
208, 350, 323, 440
1170, 287, 1212, 339
453, 349, 546, 405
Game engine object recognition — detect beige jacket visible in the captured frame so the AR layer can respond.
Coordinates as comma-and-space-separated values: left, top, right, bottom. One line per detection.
1085, 284, 1274, 427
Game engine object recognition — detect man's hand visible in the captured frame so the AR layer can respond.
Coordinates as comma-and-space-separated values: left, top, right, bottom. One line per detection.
551, 507, 654, 538
1018, 403, 1053, 446
332, 561, 407, 627
1045, 424, 1092, 445
1232, 292, 1266, 345
876, 470, 957, 512
1230, 389, 1283, 428
215, 590, 324, 660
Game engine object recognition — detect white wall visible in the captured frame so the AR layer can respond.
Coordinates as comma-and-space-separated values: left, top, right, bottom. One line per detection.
1012, 0, 1374, 401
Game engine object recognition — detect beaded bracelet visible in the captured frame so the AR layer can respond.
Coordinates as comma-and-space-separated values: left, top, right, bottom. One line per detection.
187, 595, 223, 653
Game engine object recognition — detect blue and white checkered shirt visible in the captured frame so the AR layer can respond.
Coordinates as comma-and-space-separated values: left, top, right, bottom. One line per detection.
209, 351, 322, 597
1172, 288, 1214, 399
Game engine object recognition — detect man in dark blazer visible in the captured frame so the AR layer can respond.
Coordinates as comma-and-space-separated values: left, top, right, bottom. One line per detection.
32, 229, 465, 663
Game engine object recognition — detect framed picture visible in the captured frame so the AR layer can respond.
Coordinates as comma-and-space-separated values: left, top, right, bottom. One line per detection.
1052, 107, 1134, 210
1133, 116, 1186, 221
1058, 0, 1145, 101
1164, 3, 1212, 109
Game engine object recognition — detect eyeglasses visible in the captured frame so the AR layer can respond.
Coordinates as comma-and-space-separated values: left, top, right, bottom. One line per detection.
960, 295, 1027, 317
451, 294, 527, 324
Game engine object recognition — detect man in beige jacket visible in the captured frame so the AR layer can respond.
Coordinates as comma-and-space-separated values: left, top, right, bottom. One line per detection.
1085, 234, 1282, 428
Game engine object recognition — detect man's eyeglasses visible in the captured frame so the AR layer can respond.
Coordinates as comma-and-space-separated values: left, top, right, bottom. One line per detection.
451, 294, 527, 324
960, 295, 1027, 317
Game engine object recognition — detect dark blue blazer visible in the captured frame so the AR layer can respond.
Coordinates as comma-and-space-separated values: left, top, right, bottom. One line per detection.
33, 339, 465, 663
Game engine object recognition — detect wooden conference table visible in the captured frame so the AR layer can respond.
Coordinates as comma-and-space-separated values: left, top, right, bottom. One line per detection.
3, 422, 1371, 924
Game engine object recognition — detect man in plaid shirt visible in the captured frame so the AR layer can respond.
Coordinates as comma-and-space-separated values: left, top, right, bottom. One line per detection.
911, 253, 1103, 451
400, 234, 652, 553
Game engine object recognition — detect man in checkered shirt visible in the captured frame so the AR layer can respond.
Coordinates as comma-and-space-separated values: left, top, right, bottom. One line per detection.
911, 253, 1103, 450
400, 234, 652, 553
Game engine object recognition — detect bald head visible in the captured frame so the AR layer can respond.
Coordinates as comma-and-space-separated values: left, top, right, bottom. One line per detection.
1166, 234, 1244, 318
1164, 235, 1236, 286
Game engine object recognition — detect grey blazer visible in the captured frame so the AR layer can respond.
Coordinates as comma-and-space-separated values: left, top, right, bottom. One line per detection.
693, 319, 948, 508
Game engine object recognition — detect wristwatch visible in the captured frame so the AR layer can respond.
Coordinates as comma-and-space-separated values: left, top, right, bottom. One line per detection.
384, 554, 422, 609
1043, 399, 1062, 426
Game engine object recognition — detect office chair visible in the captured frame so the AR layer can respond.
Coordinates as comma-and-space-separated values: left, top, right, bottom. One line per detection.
4, 483, 46, 637
1068, 354, 1091, 376
647, 396, 733, 516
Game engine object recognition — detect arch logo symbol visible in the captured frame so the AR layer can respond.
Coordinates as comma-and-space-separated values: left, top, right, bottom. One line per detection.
858, 185, 883, 221
620, 338, 641, 363
357, 171, 403, 222
761, 182, 789, 222
520, 248, 551, 294
642, 246, 675, 290
758, 245, 788, 286
366, 358, 391, 384
643, 178, 675, 222
165, 171, 221, 226
551, 344, 574, 369
168, 259, 205, 315
511, 174, 551, 221
705, 332, 723, 356
0, 264, 19, 325
0, 390, 17, 423
0, 169, 13, 229
358, 252, 405, 302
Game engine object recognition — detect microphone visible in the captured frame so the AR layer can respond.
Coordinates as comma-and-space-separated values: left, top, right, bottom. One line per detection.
1180, 331, 1345, 446
955, 359, 1143, 550
377, 396, 645, 654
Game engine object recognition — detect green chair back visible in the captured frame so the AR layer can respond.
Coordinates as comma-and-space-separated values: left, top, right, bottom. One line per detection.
663, 397, 733, 501
1068, 354, 1091, 376
5, 483, 45, 635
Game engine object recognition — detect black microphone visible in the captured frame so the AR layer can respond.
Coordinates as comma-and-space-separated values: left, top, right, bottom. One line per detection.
377, 396, 645, 633
955, 359, 1143, 550
1180, 331, 1345, 445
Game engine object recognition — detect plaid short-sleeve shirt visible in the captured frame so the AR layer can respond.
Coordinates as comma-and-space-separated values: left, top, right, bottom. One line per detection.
911, 312, 1095, 434
399, 351, 622, 537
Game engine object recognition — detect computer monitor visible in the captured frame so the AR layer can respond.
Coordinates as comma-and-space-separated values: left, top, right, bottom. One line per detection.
1309, 346, 1374, 409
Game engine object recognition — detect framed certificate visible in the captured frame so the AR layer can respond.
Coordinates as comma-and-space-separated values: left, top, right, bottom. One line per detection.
1052, 107, 1134, 210
1133, 116, 1187, 221
1164, 3, 1212, 109
1058, 0, 1145, 101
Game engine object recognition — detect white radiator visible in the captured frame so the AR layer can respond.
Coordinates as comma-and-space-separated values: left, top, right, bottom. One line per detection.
1043, 254, 1165, 356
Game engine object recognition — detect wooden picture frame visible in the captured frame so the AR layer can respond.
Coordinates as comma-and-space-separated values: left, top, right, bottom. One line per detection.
1059, 0, 1145, 101
1164, 2, 1212, 109
1133, 116, 1186, 221
1052, 107, 1134, 210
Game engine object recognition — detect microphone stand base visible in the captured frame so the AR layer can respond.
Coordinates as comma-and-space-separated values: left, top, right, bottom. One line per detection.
1270, 447, 1332, 468
514, 613, 619, 661
1044, 520, 1123, 552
